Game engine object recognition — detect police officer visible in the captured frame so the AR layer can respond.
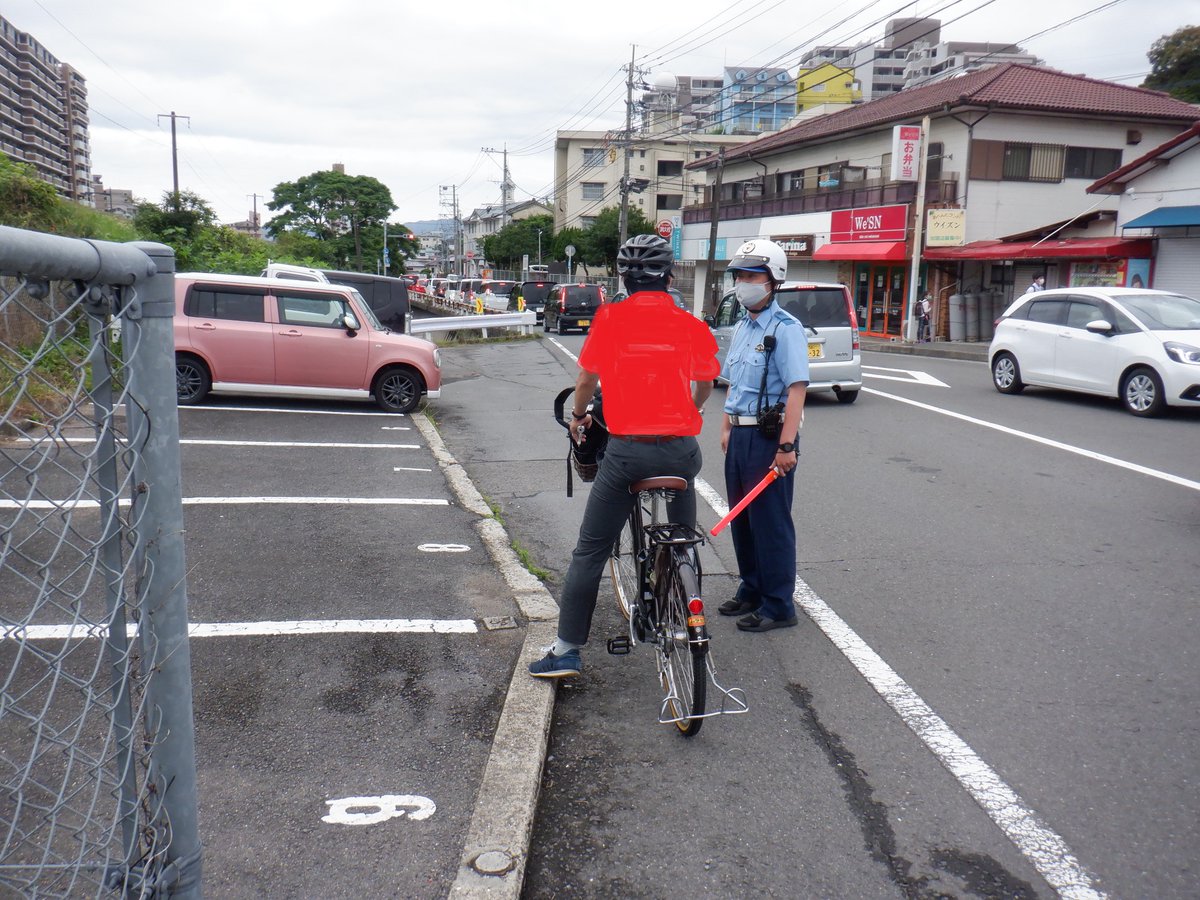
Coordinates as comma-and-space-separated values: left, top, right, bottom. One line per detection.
719, 239, 809, 632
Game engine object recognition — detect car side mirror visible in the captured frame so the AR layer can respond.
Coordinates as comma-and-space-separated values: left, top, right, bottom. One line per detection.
342, 312, 360, 333
1085, 319, 1113, 335
704, 315, 716, 328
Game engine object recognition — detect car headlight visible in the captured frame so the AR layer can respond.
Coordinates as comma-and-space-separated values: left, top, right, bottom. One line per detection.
1163, 341, 1200, 365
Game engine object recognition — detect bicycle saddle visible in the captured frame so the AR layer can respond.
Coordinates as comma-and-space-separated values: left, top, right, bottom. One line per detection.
629, 476, 688, 494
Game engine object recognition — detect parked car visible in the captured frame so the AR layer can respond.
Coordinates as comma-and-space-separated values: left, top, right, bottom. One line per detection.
706, 282, 862, 404
508, 280, 557, 323
320, 269, 410, 334
988, 287, 1200, 417
173, 273, 441, 414
542, 282, 606, 334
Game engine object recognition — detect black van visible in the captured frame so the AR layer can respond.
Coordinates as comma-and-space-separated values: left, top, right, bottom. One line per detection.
543, 283, 604, 334
321, 270, 410, 333
509, 280, 557, 323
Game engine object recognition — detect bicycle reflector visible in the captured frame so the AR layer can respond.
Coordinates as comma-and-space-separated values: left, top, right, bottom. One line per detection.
688, 598, 704, 615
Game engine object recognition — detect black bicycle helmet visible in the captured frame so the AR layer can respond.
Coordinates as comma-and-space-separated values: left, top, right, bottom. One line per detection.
617, 233, 674, 281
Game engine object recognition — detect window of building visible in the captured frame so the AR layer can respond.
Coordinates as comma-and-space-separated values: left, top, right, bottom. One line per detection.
582, 148, 605, 167
656, 194, 683, 210
971, 139, 1066, 182
581, 182, 605, 201
1064, 146, 1122, 179
581, 216, 597, 228
657, 160, 683, 177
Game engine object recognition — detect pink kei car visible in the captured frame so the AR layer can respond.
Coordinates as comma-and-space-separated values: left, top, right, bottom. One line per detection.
173, 273, 441, 413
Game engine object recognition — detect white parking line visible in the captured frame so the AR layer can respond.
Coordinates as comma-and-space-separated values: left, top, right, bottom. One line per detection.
394, 467, 433, 473
697, 477, 1105, 899
179, 406, 403, 417
3, 618, 478, 641
2, 497, 449, 510
11, 438, 420, 449
864, 386, 1200, 493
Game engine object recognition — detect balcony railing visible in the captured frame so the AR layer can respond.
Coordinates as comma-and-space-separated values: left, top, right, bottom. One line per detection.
682, 175, 960, 224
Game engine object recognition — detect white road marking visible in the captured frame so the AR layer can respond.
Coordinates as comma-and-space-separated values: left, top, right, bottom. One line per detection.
394, 466, 433, 473
698, 476, 1105, 900
418, 543, 471, 553
3, 618, 478, 641
864, 386, 1200, 493
547, 336, 577, 361
862, 365, 949, 387
11, 438, 420, 449
381, 426, 411, 431
2, 497, 449, 510
179, 406, 403, 417
322, 795, 436, 825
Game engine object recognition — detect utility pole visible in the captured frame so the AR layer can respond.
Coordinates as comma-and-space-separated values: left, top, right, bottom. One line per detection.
702, 148, 725, 317
247, 193, 263, 238
482, 144, 513, 229
156, 111, 190, 204
905, 115, 931, 343
618, 45, 636, 247
441, 185, 463, 279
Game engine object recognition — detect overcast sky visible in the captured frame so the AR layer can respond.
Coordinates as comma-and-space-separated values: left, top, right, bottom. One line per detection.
7, 0, 1192, 227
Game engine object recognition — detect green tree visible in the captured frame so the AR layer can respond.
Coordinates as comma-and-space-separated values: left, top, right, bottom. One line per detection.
0, 152, 68, 232
481, 214, 554, 268
132, 190, 217, 246
266, 170, 397, 271
1142, 25, 1200, 102
550, 226, 586, 272
581, 205, 654, 272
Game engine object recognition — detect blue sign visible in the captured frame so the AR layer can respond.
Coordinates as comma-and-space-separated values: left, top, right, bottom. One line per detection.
670, 216, 682, 260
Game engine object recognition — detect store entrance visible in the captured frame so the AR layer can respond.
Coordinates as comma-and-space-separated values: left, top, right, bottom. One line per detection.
854, 263, 908, 337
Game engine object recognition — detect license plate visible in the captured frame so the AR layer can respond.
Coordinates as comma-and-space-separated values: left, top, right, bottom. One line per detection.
808, 343, 823, 359
578, 319, 591, 327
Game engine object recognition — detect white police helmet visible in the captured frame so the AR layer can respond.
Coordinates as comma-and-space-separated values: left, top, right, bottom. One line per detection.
727, 239, 787, 283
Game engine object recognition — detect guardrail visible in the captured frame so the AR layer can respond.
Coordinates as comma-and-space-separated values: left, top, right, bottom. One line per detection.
409, 311, 537, 338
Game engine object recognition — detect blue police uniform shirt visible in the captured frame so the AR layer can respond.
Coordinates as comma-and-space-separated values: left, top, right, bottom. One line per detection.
721, 300, 810, 416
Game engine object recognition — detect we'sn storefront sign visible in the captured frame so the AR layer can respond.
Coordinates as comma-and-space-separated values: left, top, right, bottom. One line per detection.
830, 205, 907, 242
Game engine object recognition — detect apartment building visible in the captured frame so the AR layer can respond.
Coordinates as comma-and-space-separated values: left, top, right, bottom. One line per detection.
462, 197, 552, 259
795, 63, 863, 113
718, 66, 795, 133
0, 14, 91, 203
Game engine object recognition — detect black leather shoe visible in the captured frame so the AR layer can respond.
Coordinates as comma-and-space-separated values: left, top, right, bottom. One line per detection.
737, 613, 798, 632
718, 596, 760, 616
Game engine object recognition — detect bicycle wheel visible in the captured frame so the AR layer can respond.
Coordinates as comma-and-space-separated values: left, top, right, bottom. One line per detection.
659, 552, 707, 736
609, 513, 639, 621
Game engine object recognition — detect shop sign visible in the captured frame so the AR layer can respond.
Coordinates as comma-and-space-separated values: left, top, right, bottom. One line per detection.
1070, 261, 1122, 287
670, 216, 682, 260
770, 234, 815, 258
925, 209, 965, 246
830, 204, 907, 242
890, 124, 922, 182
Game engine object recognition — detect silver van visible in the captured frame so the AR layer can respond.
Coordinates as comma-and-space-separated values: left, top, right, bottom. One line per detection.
707, 282, 862, 404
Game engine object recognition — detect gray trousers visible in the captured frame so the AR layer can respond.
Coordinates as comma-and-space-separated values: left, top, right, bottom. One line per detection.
557, 435, 702, 646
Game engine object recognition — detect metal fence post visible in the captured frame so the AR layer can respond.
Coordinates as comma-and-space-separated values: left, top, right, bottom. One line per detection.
120, 243, 203, 898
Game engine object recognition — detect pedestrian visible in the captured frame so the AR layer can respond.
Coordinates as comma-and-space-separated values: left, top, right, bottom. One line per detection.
917, 292, 932, 342
718, 239, 809, 632
529, 234, 720, 678
1024, 274, 1046, 294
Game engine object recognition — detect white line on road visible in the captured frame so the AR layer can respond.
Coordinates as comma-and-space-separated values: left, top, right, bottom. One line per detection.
394, 466, 433, 473
179, 406, 404, 417
864, 386, 1200, 493
2, 497, 450, 510
862, 365, 950, 387
12, 438, 421, 449
3, 618, 478, 641
697, 476, 1105, 899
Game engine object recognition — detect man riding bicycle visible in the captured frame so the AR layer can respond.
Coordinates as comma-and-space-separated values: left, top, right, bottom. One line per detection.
529, 234, 720, 679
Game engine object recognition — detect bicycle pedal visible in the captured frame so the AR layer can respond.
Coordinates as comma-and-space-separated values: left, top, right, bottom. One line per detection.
607, 636, 632, 655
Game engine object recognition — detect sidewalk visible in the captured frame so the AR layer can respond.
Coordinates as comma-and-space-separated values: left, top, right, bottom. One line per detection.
860, 335, 990, 363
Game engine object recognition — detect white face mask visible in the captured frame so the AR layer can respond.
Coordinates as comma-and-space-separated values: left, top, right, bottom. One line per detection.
734, 281, 771, 309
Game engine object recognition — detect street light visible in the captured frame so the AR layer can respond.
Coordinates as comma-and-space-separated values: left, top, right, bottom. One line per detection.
537, 229, 543, 267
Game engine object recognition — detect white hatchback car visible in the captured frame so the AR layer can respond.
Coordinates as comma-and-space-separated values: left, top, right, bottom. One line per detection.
988, 287, 1200, 417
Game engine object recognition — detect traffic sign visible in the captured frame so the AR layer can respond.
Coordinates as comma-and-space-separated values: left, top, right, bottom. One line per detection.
657, 219, 673, 239
466, 251, 475, 259
564, 244, 576, 258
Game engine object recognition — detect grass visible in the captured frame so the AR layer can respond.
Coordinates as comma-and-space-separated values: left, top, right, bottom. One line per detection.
433, 331, 540, 347
483, 494, 552, 582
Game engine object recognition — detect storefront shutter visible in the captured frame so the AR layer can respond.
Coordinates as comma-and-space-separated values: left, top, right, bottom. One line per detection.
1152, 239, 1200, 296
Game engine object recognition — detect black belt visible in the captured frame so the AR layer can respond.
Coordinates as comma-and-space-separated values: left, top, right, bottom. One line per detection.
612, 434, 682, 444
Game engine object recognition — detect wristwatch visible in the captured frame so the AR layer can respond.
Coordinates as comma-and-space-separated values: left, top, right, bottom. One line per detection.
777, 442, 796, 453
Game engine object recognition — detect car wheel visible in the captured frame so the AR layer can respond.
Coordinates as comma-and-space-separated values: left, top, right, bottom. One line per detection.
1121, 366, 1165, 417
557, 318, 565, 335
175, 354, 211, 405
836, 389, 859, 404
991, 352, 1025, 394
374, 367, 423, 414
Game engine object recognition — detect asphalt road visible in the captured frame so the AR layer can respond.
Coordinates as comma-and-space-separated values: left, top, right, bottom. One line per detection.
431, 334, 1199, 900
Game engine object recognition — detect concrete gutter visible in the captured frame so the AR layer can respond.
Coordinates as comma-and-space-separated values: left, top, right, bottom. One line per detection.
411, 411, 559, 899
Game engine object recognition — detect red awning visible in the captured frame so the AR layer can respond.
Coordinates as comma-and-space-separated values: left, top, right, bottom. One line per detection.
813, 240, 909, 261
924, 237, 1153, 260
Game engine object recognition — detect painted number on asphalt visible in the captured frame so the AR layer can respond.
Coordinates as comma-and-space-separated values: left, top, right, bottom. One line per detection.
418, 543, 471, 553
322, 794, 436, 825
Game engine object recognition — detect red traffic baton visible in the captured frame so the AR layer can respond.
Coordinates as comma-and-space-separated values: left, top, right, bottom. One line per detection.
709, 466, 781, 537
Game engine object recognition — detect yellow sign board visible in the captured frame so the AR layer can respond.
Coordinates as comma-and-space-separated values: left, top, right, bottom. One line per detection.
925, 209, 966, 247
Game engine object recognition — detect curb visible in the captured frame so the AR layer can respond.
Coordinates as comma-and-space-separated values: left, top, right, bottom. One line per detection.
410, 411, 558, 899
861, 338, 989, 363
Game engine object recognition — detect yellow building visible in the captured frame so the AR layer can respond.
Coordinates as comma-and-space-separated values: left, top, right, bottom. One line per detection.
795, 64, 862, 113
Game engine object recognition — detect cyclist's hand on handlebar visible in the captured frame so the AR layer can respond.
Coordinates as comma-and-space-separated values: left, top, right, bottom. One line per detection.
571, 414, 592, 444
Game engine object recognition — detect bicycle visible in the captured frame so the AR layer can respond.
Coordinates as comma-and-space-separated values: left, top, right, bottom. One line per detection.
607, 477, 748, 737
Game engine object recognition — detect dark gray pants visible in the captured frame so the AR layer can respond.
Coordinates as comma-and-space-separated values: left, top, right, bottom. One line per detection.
557, 436, 702, 646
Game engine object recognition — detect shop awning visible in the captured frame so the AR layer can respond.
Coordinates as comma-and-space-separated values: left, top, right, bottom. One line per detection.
923, 237, 1153, 261
813, 240, 908, 261
1122, 205, 1200, 229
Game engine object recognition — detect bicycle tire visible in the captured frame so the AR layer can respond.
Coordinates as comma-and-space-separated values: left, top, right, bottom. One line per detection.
659, 551, 707, 736
609, 513, 639, 622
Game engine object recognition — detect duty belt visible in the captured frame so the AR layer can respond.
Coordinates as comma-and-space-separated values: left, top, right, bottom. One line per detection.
726, 414, 758, 426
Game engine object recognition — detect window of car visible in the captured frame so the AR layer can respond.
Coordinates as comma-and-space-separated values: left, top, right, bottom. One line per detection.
276, 292, 349, 328
777, 287, 850, 328
184, 287, 266, 322
1025, 298, 1069, 324
1117, 292, 1200, 331
715, 294, 744, 328
1065, 298, 1105, 329
563, 285, 601, 302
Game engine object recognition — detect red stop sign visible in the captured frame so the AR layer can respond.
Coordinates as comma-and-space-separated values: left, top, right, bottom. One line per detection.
656, 219, 673, 239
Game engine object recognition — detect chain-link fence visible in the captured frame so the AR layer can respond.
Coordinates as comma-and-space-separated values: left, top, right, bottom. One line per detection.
0, 226, 200, 898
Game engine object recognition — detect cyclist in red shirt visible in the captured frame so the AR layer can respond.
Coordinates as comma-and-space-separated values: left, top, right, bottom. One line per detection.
530, 234, 720, 679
